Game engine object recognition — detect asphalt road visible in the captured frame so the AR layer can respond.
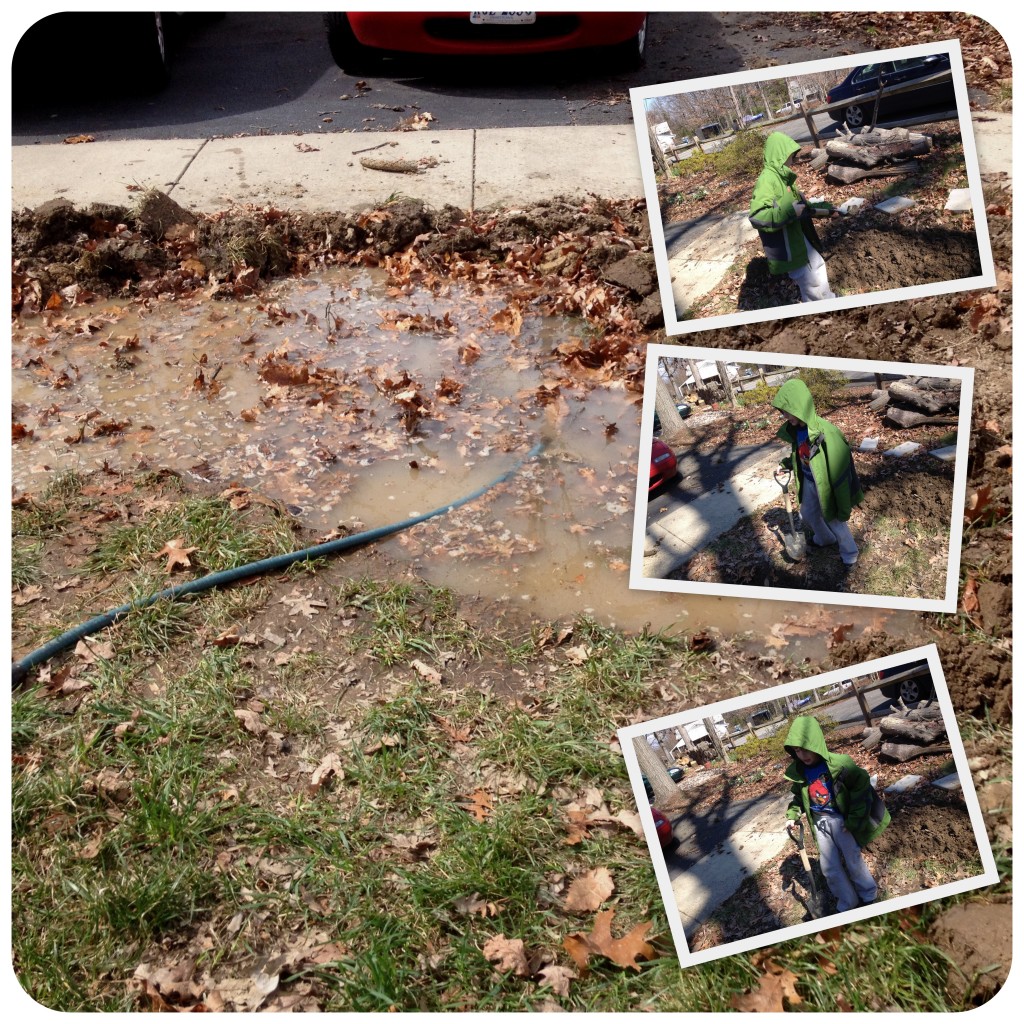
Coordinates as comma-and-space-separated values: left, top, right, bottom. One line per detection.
11, 12, 872, 144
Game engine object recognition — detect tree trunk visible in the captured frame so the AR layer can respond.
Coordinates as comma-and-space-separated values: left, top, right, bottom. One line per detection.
633, 737, 684, 808
888, 378, 961, 413
715, 361, 738, 408
878, 717, 947, 744
880, 741, 952, 763
861, 727, 883, 750
648, 123, 670, 177
826, 160, 920, 185
825, 134, 932, 169
655, 374, 686, 436
703, 717, 730, 763
884, 407, 959, 429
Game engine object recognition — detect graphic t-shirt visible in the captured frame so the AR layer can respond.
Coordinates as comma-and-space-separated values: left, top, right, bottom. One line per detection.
796, 426, 812, 477
803, 761, 837, 814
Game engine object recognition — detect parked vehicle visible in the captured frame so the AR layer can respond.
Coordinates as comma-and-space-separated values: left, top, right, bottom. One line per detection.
649, 439, 678, 495
642, 765, 685, 801
826, 53, 956, 129
324, 12, 649, 74
878, 661, 934, 703
651, 806, 680, 852
14, 11, 190, 93
652, 401, 691, 433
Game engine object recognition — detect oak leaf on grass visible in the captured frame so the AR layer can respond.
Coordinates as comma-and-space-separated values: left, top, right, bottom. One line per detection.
563, 909, 655, 973
482, 935, 530, 977
729, 962, 803, 1012
565, 867, 615, 913
155, 537, 198, 573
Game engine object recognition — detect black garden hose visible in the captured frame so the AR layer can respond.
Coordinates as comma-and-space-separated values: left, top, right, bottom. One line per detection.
12, 440, 546, 687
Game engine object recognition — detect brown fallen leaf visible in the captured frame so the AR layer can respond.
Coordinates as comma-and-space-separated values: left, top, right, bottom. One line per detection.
411, 659, 442, 685
962, 576, 981, 622
826, 622, 854, 648
460, 788, 494, 822
309, 752, 344, 791
563, 808, 591, 846
565, 867, 615, 913
730, 963, 803, 1012
453, 892, 502, 918
234, 708, 268, 737
433, 714, 472, 743
563, 909, 655, 973
155, 536, 198, 573
482, 935, 530, 977
12, 585, 44, 607
537, 963, 577, 997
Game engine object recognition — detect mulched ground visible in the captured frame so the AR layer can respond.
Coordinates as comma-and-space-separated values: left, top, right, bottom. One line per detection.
680, 727, 984, 951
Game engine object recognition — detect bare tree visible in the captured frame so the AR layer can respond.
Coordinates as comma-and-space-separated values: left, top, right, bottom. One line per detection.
633, 737, 683, 808
716, 361, 739, 408
655, 373, 686, 436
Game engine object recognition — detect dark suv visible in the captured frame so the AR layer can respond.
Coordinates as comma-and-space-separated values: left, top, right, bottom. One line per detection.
878, 660, 934, 704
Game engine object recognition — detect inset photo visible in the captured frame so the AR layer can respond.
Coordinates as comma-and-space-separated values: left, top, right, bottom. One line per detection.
632, 345, 972, 612
631, 40, 995, 334
619, 646, 999, 968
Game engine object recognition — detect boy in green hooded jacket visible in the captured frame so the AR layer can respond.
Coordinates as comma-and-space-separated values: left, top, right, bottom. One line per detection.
749, 131, 838, 302
784, 715, 890, 913
773, 377, 863, 567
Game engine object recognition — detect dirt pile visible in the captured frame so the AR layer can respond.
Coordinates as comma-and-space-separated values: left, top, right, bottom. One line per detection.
11, 191, 661, 325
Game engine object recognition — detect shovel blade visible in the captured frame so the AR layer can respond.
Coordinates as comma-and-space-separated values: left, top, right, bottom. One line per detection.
784, 534, 807, 560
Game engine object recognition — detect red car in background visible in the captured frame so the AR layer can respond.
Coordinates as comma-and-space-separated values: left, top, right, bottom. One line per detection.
651, 807, 679, 851
649, 438, 678, 495
325, 12, 649, 74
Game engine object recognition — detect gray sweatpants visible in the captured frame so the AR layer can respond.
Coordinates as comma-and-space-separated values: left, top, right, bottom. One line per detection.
788, 245, 836, 302
812, 812, 877, 912
800, 470, 859, 565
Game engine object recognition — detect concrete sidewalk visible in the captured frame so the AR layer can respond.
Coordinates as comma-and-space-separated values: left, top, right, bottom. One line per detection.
644, 447, 783, 578
671, 791, 792, 939
10, 110, 1009, 217
11, 124, 644, 214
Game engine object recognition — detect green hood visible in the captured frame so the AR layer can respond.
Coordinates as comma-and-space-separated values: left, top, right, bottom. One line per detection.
762, 131, 801, 183
772, 378, 822, 438
783, 715, 830, 759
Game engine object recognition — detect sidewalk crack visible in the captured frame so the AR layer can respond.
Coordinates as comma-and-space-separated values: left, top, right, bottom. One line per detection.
167, 138, 210, 196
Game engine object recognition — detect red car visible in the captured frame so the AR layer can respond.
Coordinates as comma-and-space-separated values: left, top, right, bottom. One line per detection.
649, 438, 677, 494
651, 807, 678, 851
324, 12, 648, 74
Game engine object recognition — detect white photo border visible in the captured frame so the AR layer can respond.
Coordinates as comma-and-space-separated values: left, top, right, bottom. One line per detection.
631, 342, 974, 613
618, 643, 1000, 969
631, 38, 996, 335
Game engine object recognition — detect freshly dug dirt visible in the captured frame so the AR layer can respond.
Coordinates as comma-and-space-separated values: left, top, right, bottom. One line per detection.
825, 221, 982, 294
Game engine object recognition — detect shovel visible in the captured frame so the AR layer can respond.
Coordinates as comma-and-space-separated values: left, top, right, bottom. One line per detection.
774, 467, 807, 560
790, 819, 825, 919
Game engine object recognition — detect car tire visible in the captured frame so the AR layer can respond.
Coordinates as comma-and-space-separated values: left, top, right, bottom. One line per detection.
325, 13, 384, 75
607, 15, 648, 71
844, 103, 866, 129
123, 12, 172, 92
897, 674, 933, 704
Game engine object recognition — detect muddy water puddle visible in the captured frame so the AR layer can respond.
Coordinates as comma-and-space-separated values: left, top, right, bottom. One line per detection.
10, 268, 911, 656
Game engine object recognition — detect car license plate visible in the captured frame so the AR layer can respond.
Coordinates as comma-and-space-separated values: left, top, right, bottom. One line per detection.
654, 453, 672, 464
470, 12, 537, 25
